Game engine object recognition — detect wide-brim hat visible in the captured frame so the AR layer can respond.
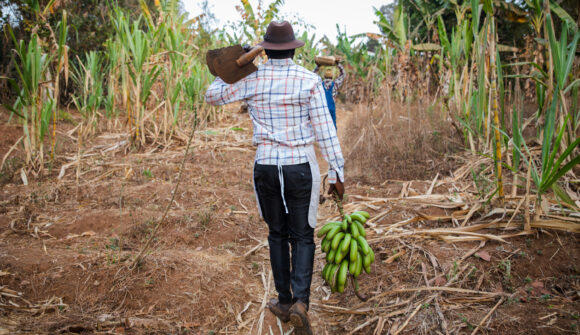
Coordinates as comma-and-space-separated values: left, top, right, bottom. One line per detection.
259, 21, 305, 50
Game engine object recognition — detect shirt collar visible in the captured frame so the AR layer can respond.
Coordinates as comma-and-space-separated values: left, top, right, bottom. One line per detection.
266, 58, 295, 67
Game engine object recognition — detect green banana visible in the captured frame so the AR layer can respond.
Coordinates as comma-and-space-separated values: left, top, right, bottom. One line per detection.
369, 248, 375, 263
335, 247, 347, 264
363, 252, 372, 268
349, 239, 358, 263
325, 225, 342, 242
327, 248, 337, 264
350, 220, 360, 239
331, 263, 341, 291
357, 235, 370, 255
322, 263, 330, 279
353, 211, 370, 219
321, 239, 331, 253
317, 221, 340, 237
331, 232, 345, 250
345, 214, 352, 224
349, 255, 357, 274
353, 220, 366, 238
340, 233, 351, 252
350, 212, 367, 224
341, 217, 348, 231
364, 263, 371, 274
354, 251, 363, 278
338, 259, 348, 287
337, 260, 348, 293
326, 263, 338, 283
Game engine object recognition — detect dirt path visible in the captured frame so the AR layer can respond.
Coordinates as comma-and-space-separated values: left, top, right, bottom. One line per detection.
1, 105, 579, 334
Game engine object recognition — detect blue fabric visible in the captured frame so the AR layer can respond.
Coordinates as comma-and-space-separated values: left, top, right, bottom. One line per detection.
323, 82, 337, 129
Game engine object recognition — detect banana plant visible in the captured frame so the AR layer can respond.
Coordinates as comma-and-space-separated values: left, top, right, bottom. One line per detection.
373, 3, 407, 51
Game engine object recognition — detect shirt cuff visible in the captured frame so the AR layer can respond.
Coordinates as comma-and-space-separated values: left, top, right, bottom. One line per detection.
327, 169, 343, 184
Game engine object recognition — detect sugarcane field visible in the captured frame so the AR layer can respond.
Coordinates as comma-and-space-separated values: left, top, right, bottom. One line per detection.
1, 0, 580, 334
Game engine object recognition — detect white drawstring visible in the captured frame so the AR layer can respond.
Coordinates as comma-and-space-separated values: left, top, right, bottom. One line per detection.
278, 164, 289, 214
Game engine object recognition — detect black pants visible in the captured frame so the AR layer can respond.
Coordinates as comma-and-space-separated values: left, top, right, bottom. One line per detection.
254, 162, 315, 307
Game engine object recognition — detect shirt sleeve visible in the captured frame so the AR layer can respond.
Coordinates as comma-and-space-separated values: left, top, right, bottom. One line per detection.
308, 81, 345, 183
313, 66, 320, 74
204, 76, 247, 106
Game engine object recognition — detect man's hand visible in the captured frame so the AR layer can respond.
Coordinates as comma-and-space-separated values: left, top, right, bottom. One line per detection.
327, 180, 345, 200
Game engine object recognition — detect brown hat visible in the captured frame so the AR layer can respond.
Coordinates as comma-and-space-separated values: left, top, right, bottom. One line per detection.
259, 21, 305, 50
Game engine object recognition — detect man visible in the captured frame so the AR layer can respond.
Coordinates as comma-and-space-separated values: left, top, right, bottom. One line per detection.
313, 60, 345, 129
205, 21, 345, 335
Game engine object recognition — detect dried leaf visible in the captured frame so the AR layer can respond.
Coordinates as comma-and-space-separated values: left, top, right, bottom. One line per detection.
475, 251, 491, 262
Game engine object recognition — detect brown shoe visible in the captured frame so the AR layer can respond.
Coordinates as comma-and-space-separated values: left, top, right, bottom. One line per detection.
289, 301, 313, 335
267, 299, 291, 323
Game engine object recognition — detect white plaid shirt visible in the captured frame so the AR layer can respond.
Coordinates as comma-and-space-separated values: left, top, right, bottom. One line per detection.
205, 58, 344, 183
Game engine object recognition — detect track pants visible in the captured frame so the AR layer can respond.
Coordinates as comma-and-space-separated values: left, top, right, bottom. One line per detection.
253, 162, 315, 307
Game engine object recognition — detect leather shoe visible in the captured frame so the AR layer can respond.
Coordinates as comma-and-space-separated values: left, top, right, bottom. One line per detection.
289, 301, 313, 335
267, 299, 291, 323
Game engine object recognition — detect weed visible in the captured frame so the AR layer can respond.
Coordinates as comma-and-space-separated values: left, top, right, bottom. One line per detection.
471, 165, 493, 200
142, 169, 153, 179
541, 294, 551, 301
460, 315, 475, 330
106, 237, 120, 251
572, 313, 579, 320
507, 297, 519, 304
537, 250, 543, 255
524, 276, 532, 283
447, 260, 459, 281
198, 210, 212, 229
421, 303, 431, 309
468, 265, 478, 278
498, 260, 512, 279
526, 238, 532, 247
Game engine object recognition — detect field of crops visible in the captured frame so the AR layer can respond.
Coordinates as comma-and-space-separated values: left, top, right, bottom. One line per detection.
0, 0, 579, 334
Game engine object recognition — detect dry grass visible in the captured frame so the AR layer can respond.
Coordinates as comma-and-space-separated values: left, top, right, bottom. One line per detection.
341, 93, 462, 184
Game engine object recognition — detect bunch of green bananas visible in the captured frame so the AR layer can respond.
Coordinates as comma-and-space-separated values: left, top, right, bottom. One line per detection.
318, 211, 375, 293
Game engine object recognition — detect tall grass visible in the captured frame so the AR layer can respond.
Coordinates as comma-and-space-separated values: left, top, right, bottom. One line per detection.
7, 30, 54, 169
70, 51, 106, 132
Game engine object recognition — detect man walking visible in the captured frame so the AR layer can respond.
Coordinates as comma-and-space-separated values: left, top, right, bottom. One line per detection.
205, 21, 345, 334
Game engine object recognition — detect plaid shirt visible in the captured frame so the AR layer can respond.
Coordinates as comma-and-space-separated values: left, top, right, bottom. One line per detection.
205, 58, 344, 183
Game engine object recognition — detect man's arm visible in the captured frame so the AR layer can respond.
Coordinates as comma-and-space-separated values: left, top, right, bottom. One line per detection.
308, 82, 345, 187
205, 77, 247, 106
313, 65, 320, 74
334, 63, 346, 90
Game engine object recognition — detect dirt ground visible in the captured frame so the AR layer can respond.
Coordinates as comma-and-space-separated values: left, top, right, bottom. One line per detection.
0, 104, 579, 335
